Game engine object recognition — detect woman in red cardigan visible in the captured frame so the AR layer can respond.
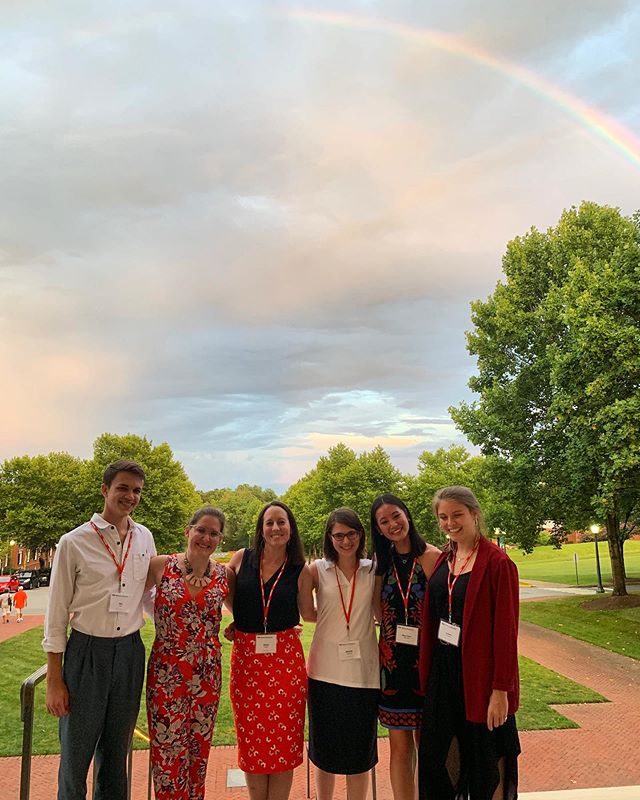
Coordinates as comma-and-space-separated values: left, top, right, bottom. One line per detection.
418, 486, 521, 800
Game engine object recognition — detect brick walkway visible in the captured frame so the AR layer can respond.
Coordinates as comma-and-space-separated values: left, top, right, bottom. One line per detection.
0, 613, 45, 642
3, 617, 639, 797
517, 621, 640, 793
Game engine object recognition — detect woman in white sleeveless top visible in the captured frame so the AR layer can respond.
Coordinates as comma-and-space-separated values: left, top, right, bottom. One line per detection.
307, 508, 380, 800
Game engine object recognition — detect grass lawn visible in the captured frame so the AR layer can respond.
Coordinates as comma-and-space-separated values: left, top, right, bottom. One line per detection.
510, 540, 640, 587
0, 623, 604, 757
520, 595, 640, 660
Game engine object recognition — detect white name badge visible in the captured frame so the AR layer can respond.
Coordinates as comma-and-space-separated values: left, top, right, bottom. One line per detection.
109, 593, 130, 613
395, 624, 419, 646
338, 640, 361, 661
438, 619, 461, 647
255, 634, 277, 654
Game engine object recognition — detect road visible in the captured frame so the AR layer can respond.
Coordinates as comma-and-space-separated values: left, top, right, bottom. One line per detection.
18, 579, 621, 618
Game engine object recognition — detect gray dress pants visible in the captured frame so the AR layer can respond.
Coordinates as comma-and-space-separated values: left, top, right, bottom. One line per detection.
57, 629, 145, 800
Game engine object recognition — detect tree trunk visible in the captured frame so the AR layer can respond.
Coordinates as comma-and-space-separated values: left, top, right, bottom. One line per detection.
606, 513, 628, 596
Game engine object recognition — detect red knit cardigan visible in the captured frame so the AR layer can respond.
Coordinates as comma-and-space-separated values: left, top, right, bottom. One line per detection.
418, 536, 520, 724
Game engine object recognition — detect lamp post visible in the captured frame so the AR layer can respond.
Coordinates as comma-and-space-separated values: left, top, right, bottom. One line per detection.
590, 524, 605, 593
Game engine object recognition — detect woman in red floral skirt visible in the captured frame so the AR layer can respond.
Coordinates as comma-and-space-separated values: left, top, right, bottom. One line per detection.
227, 501, 315, 800
146, 506, 229, 800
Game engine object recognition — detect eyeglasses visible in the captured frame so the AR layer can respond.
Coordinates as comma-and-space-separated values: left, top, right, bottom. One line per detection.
191, 526, 222, 538
331, 531, 361, 542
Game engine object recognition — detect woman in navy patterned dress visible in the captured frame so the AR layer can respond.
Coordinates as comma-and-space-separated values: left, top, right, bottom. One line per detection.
371, 494, 440, 800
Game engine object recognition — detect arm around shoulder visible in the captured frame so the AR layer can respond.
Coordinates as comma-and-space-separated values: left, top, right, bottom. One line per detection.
419, 543, 442, 580
224, 564, 236, 613
373, 574, 383, 623
228, 548, 245, 574
145, 555, 169, 591
298, 563, 316, 622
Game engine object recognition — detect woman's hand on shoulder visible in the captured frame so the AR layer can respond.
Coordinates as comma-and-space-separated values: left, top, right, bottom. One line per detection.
145, 555, 169, 591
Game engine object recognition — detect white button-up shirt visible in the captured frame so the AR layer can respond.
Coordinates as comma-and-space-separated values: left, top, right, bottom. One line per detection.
43, 513, 156, 653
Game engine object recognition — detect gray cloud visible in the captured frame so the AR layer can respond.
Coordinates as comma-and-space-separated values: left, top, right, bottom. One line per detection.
1, 1, 638, 490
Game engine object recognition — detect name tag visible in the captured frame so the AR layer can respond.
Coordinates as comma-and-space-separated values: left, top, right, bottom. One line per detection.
109, 593, 130, 613
255, 634, 277, 654
395, 624, 419, 646
438, 619, 461, 647
338, 641, 361, 661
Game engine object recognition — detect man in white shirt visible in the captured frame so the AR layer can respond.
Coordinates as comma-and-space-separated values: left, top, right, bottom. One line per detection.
43, 459, 156, 800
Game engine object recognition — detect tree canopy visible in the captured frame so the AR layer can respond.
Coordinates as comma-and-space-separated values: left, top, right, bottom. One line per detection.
89, 433, 203, 552
451, 202, 640, 594
0, 433, 203, 555
405, 446, 488, 547
201, 484, 277, 550
0, 452, 91, 553
282, 444, 404, 554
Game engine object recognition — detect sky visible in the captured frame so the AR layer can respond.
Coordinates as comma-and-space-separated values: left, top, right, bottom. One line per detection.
1, 0, 639, 493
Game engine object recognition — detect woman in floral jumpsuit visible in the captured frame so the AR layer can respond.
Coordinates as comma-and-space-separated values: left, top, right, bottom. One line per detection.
146, 507, 229, 800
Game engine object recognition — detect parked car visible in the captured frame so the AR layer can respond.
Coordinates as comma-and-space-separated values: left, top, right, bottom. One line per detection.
15, 570, 40, 590
38, 568, 52, 587
0, 575, 20, 591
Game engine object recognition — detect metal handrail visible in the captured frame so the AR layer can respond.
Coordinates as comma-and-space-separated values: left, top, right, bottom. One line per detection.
20, 664, 48, 800
19, 664, 149, 800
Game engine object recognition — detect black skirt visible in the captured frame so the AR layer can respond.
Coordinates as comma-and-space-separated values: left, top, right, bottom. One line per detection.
419, 640, 521, 800
308, 678, 379, 774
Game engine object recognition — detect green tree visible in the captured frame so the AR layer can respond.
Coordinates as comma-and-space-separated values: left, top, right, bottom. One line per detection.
89, 433, 202, 552
452, 202, 640, 595
283, 444, 404, 554
405, 446, 487, 546
201, 484, 277, 550
0, 453, 92, 553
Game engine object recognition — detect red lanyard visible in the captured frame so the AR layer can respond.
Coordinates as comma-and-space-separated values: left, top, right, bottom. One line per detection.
392, 557, 417, 626
335, 565, 358, 634
260, 555, 287, 633
447, 541, 479, 621
90, 521, 134, 583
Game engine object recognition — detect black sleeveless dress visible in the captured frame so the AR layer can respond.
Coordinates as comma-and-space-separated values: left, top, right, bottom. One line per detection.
418, 561, 520, 800
378, 551, 427, 729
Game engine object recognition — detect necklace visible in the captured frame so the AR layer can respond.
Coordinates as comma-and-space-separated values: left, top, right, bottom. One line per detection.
183, 553, 213, 587
453, 535, 481, 562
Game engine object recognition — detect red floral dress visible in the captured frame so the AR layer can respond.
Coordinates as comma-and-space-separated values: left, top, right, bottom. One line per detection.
147, 555, 228, 800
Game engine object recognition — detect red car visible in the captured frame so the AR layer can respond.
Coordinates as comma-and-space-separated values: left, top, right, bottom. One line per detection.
0, 575, 19, 593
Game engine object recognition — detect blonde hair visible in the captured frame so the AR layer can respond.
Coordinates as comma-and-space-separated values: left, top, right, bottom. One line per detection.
432, 485, 486, 557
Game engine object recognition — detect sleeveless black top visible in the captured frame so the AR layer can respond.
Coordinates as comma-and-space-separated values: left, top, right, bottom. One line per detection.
233, 548, 303, 633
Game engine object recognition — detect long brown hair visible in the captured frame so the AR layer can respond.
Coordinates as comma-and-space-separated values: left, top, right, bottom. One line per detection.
250, 501, 305, 567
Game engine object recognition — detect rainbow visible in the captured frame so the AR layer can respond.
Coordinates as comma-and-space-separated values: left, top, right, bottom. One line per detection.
278, 8, 640, 169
